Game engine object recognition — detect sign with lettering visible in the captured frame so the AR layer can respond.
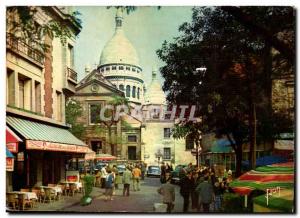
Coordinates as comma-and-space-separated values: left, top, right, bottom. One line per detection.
6, 157, 14, 171
265, 187, 281, 205
26, 140, 88, 153
7, 142, 18, 153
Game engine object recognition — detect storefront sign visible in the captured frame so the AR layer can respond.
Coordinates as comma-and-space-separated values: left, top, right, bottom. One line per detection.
17, 152, 24, 161
6, 142, 18, 153
274, 140, 294, 151
6, 157, 14, 171
265, 187, 281, 206
66, 170, 79, 182
26, 140, 89, 153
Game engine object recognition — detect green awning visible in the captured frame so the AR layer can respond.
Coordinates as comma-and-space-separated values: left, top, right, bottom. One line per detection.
6, 115, 86, 146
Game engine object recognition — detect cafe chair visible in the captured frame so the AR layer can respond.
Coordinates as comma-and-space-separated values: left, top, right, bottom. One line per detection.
18, 193, 33, 210
43, 187, 56, 203
6, 193, 18, 210
31, 188, 42, 204
48, 184, 56, 187
68, 183, 77, 196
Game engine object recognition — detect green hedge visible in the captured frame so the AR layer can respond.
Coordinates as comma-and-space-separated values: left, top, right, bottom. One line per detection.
253, 194, 294, 213
221, 193, 251, 213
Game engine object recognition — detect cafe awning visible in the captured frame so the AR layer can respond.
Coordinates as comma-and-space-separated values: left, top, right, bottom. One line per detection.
6, 147, 14, 172
7, 115, 89, 153
6, 126, 22, 153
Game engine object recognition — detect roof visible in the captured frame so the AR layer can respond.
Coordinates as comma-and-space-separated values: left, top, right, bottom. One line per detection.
6, 115, 86, 146
144, 69, 166, 105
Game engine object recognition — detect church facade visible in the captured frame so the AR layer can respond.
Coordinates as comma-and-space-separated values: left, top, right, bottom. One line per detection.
73, 8, 195, 166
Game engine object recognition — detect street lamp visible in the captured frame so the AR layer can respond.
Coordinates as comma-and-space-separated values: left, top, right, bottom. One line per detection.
155, 149, 163, 166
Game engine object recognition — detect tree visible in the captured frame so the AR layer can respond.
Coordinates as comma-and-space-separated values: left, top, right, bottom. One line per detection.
6, 6, 82, 52
65, 99, 85, 139
157, 7, 295, 175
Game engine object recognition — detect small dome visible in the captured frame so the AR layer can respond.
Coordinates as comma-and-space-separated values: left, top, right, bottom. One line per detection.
145, 68, 166, 105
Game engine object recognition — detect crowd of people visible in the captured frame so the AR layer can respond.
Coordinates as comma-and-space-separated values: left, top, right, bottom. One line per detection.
81, 161, 233, 213
159, 162, 233, 213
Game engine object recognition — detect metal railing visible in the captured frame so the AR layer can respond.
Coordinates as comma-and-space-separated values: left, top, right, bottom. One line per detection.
67, 67, 78, 82
6, 35, 44, 65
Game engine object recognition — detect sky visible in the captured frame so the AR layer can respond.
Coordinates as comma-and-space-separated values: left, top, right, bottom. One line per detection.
74, 6, 193, 88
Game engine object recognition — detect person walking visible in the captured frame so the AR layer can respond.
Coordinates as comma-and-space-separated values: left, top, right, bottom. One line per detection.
122, 167, 132, 196
196, 176, 214, 212
141, 163, 146, 180
191, 171, 200, 211
160, 162, 166, 183
157, 176, 175, 213
179, 172, 193, 212
100, 164, 108, 189
132, 165, 141, 191
94, 169, 101, 187
104, 169, 114, 201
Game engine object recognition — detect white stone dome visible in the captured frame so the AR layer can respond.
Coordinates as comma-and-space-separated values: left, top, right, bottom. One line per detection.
99, 8, 139, 67
145, 68, 166, 105
99, 29, 139, 67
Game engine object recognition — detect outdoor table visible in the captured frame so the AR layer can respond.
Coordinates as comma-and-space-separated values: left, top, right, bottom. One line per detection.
40, 186, 62, 195
60, 181, 82, 189
9, 191, 38, 200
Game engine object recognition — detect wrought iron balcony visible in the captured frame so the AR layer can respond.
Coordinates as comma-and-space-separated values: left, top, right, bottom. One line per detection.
6, 34, 44, 66
66, 67, 78, 83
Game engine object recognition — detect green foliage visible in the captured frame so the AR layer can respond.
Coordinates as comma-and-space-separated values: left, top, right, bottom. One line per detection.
106, 6, 161, 14
221, 193, 251, 213
65, 99, 85, 139
80, 175, 94, 206
7, 6, 82, 53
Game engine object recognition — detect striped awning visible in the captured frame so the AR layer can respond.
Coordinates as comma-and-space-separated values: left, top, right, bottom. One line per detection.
7, 115, 88, 153
230, 162, 294, 196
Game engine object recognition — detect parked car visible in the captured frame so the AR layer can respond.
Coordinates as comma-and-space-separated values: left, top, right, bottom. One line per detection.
117, 164, 126, 175
147, 165, 161, 177
170, 164, 187, 184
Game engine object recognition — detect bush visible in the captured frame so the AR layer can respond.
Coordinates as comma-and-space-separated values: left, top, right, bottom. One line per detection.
80, 175, 95, 206
221, 193, 251, 213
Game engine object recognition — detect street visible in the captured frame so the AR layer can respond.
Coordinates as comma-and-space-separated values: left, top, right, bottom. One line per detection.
61, 177, 185, 213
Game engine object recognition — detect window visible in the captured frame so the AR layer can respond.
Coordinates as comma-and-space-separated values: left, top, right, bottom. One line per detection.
101, 68, 104, 72
105, 67, 110, 71
163, 148, 171, 160
126, 85, 131, 97
132, 68, 136, 72
132, 86, 136, 98
137, 88, 140, 99
56, 91, 62, 121
112, 66, 116, 70
119, 84, 124, 91
89, 103, 102, 124
164, 128, 171, 138
7, 68, 15, 106
113, 84, 117, 88
137, 70, 140, 73
128, 135, 137, 142
18, 78, 25, 109
35, 81, 41, 113
91, 141, 102, 154
67, 44, 74, 68
126, 66, 130, 71
119, 66, 124, 70
185, 134, 194, 150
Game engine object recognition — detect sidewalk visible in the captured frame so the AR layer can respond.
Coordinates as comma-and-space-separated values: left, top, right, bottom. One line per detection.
7, 187, 104, 212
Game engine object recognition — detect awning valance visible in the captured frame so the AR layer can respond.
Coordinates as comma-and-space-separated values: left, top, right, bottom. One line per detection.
7, 115, 88, 153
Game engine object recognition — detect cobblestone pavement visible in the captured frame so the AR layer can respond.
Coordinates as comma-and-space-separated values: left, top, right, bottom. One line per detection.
61, 177, 189, 213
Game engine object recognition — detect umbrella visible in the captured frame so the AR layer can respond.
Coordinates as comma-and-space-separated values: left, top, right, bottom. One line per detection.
94, 153, 117, 161
230, 162, 294, 196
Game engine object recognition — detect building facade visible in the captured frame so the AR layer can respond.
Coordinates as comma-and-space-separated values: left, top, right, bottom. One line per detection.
6, 6, 88, 191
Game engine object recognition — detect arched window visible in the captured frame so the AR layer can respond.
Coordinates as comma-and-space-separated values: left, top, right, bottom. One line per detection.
137, 87, 140, 99
126, 85, 130, 97
132, 86, 136, 98
113, 84, 117, 88
119, 84, 124, 92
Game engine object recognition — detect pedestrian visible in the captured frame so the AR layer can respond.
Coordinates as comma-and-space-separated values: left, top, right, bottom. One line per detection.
213, 180, 224, 212
179, 171, 193, 212
132, 165, 141, 191
94, 169, 101, 187
196, 176, 214, 212
157, 175, 175, 213
122, 167, 132, 196
100, 164, 108, 189
141, 162, 146, 180
191, 171, 200, 211
165, 163, 173, 173
105, 169, 114, 201
160, 162, 166, 183
112, 165, 122, 190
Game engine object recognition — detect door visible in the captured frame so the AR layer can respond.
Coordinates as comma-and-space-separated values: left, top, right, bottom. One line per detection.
128, 146, 136, 160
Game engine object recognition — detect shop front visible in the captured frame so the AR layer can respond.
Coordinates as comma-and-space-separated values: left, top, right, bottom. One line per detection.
6, 115, 88, 190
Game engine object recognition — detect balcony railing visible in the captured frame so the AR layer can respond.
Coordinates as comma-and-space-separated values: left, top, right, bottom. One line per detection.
66, 67, 78, 82
6, 35, 44, 66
